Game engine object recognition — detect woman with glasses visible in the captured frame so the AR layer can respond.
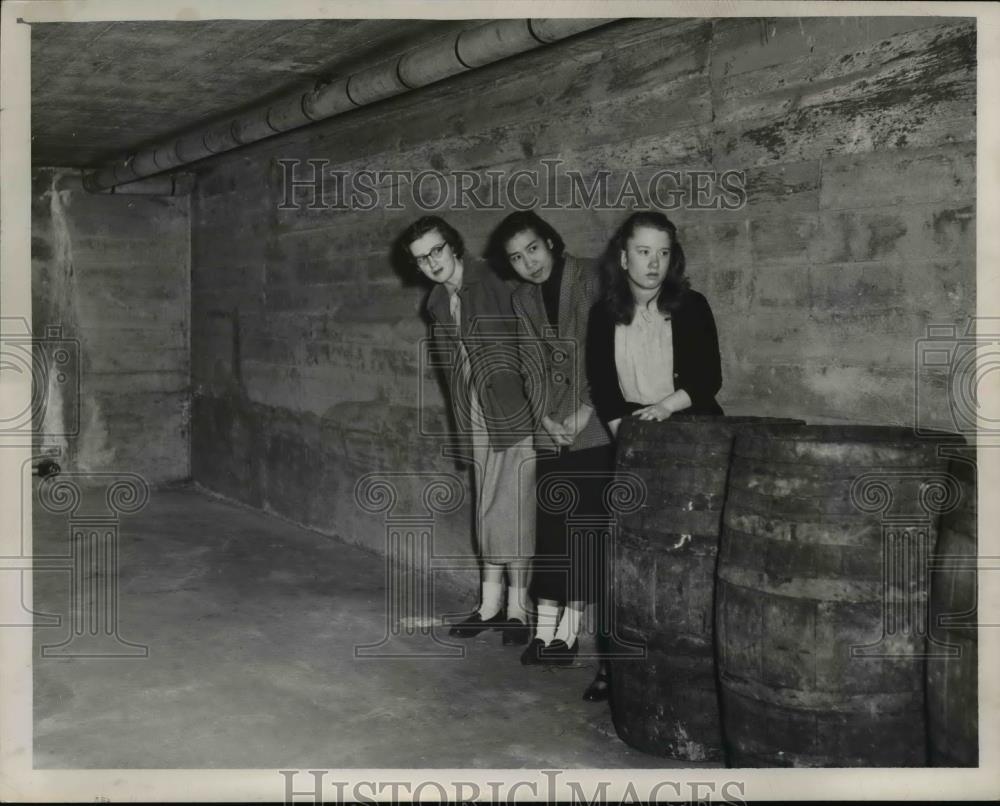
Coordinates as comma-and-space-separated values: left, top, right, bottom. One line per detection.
398, 216, 536, 646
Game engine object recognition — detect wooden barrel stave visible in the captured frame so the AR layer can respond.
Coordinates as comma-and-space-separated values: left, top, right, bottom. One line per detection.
717, 425, 954, 767
610, 416, 803, 762
612, 633, 719, 761
927, 457, 978, 766
721, 676, 925, 766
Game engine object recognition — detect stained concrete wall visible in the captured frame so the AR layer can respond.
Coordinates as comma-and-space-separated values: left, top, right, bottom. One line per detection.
31, 168, 191, 484
189, 18, 976, 563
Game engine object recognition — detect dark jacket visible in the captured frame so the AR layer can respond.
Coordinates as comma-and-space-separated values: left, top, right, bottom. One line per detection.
426, 259, 533, 450
586, 289, 723, 424
510, 254, 611, 452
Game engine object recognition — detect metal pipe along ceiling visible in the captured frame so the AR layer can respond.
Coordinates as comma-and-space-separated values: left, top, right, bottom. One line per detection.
82, 18, 612, 192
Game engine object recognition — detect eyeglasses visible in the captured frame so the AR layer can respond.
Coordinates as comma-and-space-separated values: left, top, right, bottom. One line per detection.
413, 242, 449, 268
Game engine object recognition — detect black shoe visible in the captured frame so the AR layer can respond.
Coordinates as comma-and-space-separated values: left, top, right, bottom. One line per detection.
520, 638, 547, 665
540, 639, 578, 666
502, 618, 530, 646
448, 610, 506, 638
583, 672, 610, 702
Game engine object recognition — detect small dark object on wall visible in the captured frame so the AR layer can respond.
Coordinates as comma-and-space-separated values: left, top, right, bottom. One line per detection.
33, 458, 62, 479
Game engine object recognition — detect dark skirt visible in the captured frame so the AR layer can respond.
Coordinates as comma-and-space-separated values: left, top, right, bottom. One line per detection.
530, 443, 617, 606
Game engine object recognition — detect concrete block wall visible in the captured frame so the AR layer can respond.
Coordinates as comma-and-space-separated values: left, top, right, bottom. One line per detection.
31, 168, 191, 484
189, 17, 975, 563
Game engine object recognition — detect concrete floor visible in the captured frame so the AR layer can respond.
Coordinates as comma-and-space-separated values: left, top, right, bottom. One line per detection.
32, 483, 717, 769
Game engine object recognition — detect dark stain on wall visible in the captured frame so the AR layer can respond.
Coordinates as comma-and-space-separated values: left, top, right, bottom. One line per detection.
865, 216, 908, 259
932, 205, 975, 241
31, 169, 190, 483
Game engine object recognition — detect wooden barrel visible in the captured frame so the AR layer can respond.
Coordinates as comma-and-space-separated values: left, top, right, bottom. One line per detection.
609, 415, 803, 762
928, 456, 978, 766
716, 425, 954, 767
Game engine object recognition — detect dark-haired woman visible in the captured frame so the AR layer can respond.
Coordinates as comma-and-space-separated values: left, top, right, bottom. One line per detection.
399, 215, 537, 645
585, 211, 723, 699
589, 211, 722, 430
486, 210, 615, 689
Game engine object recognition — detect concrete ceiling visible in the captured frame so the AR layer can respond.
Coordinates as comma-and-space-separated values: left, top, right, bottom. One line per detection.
31, 19, 471, 168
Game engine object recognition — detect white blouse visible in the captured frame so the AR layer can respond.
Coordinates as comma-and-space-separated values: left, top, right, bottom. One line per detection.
614, 306, 674, 405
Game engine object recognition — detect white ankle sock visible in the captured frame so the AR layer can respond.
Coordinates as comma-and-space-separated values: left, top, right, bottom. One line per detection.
534, 603, 560, 645
477, 580, 504, 620
555, 605, 583, 647
507, 585, 528, 623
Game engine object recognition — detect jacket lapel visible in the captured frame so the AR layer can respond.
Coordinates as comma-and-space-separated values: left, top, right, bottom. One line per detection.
513, 282, 549, 339
427, 284, 451, 325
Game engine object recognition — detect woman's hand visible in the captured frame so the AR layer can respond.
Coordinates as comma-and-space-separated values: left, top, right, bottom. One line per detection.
634, 390, 692, 422
634, 401, 674, 421
542, 415, 573, 446
560, 404, 594, 443
608, 418, 622, 438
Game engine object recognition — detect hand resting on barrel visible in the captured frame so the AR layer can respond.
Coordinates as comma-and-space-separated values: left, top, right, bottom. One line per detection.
634, 389, 692, 422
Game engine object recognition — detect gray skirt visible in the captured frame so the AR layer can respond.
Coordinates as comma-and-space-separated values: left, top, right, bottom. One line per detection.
468, 385, 536, 563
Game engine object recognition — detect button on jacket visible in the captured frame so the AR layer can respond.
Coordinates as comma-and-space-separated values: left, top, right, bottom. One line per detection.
425, 259, 533, 451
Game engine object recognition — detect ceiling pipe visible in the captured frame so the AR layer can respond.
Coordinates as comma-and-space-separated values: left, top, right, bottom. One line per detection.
82, 18, 613, 193
87, 173, 196, 195
52, 170, 195, 196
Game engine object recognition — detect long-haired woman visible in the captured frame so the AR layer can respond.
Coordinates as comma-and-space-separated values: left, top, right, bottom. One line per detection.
585, 210, 723, 700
